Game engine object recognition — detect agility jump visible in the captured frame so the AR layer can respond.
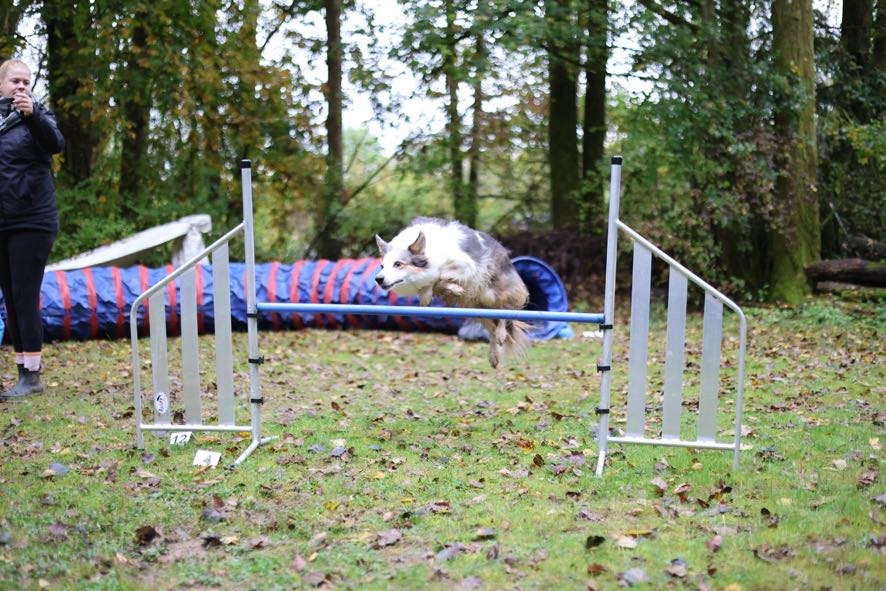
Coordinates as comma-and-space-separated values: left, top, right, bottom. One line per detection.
131, 157, 747, 475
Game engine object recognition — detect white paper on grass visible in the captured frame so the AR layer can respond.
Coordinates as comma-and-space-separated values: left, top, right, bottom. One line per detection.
193, 450, 221, 467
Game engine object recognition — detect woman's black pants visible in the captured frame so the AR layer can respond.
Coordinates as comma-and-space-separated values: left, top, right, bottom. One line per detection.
0, 230, 56, 353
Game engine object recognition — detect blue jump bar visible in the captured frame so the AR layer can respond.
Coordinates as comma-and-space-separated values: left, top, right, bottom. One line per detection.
256, 302, 604, 324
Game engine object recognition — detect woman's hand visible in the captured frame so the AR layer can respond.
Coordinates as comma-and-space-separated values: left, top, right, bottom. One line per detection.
12, 91, 33, 117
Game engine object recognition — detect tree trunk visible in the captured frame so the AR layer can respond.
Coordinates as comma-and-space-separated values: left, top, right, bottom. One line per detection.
445, 0, 468, 224
547, 0, 580, 229
841, 0, 874, 120
770, 0, 820, 303
842, 0, 872, 66
805, 258, 886, 287
465, 10, 485, 230
318, 0, 344, 259
873, 0, 886, 72
714, 0, 770, 291
118, 6, 151, 210
581, 0, 607, 235
0, 1, 28, 58
43, 1, 101, 186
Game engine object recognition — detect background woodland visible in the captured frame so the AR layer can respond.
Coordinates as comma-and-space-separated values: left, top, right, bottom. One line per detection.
1, 0, 883, 304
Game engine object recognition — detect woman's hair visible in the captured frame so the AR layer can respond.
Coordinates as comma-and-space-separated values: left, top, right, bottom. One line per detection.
0, 59, 29, 81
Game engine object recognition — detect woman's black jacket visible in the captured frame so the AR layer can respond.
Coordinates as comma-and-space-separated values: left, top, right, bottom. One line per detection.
0, 100, 65, 234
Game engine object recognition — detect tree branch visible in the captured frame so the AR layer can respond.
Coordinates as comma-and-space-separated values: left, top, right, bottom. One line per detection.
302, 136, 417, 258
637, 0, 697, 31
258, 0, 300, 56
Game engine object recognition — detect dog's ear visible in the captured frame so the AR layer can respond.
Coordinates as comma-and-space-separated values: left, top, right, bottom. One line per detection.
408, 231, 426, 255
375, 234, 389, 256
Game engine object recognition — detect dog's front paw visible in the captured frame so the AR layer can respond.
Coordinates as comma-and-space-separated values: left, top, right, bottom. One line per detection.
419, 290, 433, 306
442, 282, 465, 297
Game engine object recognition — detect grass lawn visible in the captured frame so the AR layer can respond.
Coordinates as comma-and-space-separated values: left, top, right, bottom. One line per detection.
0, 296, 883, 590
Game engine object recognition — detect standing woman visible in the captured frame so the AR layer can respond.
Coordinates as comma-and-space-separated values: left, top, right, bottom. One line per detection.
0, 59, 65, 399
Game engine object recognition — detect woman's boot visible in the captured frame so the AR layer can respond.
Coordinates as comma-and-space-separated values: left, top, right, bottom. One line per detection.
0, 364, 24, 397
0, 366, 43, 399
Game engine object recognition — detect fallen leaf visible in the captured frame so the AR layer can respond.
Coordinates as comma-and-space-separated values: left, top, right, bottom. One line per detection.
760, 507, 779, 528
857, 470, 878, 488
616, 536, 638, 549
619, 567, 648, 585
473, 528, 496, 541
48, 521, 68, 542
375, 528, 402, 548
133, 467, 158, 479
587, 562, 608, 575
435, 543, 463, 561
301, 572, 327, 587
486, 542, 499, 560
585, 535, 605, 549
291, 554, 308, 571
752, 544, 794, 561
201, 506, 225, 523
707, 534, 723, 553
48, 462, 69, 477
309, 532, 328, 548
578, 509, 604, 522
427, 500, 451, 514
666, 558, 688, 577
135, 525, 159, 545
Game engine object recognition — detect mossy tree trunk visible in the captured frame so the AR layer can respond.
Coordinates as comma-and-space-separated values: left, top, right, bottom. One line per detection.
771, 0, 820, 303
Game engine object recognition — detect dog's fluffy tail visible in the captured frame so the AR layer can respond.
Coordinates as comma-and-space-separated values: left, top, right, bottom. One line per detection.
503, 320, 531, 362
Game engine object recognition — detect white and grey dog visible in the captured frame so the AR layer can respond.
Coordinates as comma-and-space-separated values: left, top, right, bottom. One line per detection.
375, 217, 530, 368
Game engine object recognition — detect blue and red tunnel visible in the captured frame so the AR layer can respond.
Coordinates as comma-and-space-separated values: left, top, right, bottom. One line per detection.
0, 256, 574, 343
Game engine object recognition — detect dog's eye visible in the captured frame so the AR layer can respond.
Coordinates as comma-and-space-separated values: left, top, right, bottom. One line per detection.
393, 261, 403, 269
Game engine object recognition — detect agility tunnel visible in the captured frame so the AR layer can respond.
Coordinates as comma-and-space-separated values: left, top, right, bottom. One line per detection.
0, 255, 573, 343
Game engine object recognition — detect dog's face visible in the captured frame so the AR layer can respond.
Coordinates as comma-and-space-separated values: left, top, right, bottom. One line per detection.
374, 230, 434, 295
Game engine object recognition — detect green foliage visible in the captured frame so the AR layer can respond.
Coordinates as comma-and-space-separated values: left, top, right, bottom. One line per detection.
814, 10, 886, 257
52, 183, 139, 262
607, 1, 829, 299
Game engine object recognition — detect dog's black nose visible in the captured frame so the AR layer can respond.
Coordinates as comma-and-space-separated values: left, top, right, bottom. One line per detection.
375, 276, 384, 287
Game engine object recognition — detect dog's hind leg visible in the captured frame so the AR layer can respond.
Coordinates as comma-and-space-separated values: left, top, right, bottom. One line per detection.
493, 319, 508, 346
481, 319, 502, 368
